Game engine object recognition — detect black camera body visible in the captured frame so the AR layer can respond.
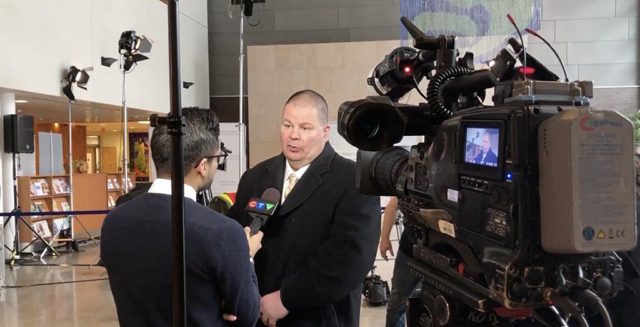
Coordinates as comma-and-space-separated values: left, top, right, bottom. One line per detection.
339, 18, 637, 326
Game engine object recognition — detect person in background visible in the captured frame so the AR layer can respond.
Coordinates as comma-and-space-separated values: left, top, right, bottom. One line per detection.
228, 90, 381, 326
101, 107, 263, 327
379, 197, 421, 327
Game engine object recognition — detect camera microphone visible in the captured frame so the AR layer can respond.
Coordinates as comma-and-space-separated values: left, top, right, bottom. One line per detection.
506, 14, 528, 80
245, 187, 280, 235
525, 28, 570, 82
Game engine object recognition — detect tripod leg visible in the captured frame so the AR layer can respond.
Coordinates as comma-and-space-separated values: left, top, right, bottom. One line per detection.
72, 215, 98, 245
17, 217, 59, 257
3, 210, 21, 262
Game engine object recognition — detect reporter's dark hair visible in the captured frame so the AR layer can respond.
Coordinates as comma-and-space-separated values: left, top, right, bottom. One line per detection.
151, 107, 220, 177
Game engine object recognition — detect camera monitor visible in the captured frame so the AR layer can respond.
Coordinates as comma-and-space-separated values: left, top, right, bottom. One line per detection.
464, 127, 500, 167
460, 121, 505, 180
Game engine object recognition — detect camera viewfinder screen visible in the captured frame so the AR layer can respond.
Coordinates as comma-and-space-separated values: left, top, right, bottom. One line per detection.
464, 127, 500, 167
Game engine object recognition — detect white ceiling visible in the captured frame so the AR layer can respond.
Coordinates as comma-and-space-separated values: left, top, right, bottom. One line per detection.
7, 90, 160, 135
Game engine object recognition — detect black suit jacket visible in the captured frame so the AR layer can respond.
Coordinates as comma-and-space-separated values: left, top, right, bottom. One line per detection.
228, 143, 380, 327
101, 193, 260, 327
474, 148, 497, 166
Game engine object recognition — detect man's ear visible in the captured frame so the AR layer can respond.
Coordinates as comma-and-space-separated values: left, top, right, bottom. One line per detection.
193, 158, 207, 176
322, 124, 331, 141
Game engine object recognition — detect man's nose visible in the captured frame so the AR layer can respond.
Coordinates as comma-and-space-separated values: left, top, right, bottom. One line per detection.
290, 127, 301, 139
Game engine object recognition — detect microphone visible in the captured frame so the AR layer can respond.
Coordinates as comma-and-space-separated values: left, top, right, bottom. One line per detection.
506, 14, 527, 80
525, 28, 569, 82
507, 38, 559, 82
245, 187, 280, 235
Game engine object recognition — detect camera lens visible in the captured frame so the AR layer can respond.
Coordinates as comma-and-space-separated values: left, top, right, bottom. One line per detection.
337, 97, 407, 151
359, 111, 381, 140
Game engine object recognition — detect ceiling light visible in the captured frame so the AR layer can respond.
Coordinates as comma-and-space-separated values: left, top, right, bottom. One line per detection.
14, 100, 28, 104
137, 120, 150, 124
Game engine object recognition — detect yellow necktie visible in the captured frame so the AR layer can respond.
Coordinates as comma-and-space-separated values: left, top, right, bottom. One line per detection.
283, 173, 298, 200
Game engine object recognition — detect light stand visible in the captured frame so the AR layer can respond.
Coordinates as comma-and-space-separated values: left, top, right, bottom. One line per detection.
59, 66, 97, 253
238, 5, 247, 179
121, 55, 129, 193
231, 0, 265, 178
102, 31, 152, 193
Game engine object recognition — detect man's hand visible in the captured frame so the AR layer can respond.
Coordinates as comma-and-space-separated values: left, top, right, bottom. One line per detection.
244, 227, 263, 258
223, 313, 237, 321
260, 290, 289, 327
379, 237, 394, 261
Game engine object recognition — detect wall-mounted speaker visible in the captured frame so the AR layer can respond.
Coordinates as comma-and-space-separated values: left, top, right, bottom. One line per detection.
4, 114, 34, 154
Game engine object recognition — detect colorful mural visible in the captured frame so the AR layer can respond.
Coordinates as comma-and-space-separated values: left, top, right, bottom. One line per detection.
400, 0, 541, 63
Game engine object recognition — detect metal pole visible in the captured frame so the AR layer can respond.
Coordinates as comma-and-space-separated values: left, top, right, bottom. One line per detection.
49, 131, 53, 176
121, 61, 129, 193
167, 1, 186, 326
238, 6, 246, 177
11, 153, 19, 260
67, 101, 74, 242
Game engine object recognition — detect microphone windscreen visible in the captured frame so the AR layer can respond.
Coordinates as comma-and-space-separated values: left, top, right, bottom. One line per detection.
261, 187, 281, 203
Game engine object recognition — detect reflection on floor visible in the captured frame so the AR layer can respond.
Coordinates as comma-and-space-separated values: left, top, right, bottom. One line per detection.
1, 240, 400, 327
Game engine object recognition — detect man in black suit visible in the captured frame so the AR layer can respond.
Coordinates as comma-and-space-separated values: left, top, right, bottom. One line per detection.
228, 90, 381, 327
474, 131, 497, 166
101, 108, 263, 327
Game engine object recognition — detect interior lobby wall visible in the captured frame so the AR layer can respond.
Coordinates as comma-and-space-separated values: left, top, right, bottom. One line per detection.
0, 0, 210, 113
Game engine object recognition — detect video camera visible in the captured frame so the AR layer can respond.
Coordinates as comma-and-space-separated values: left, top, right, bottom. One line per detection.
338, 17, 637, 326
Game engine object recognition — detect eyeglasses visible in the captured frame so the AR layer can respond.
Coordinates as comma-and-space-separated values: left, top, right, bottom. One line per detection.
195, 153, 228, 171
194, 142, 232, 171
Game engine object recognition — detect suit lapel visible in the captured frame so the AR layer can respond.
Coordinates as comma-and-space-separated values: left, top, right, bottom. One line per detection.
278, 143, 334, 216
264, 155, 286, 196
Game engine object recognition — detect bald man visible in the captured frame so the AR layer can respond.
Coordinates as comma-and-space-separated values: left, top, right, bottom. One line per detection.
228, 90, 380, 326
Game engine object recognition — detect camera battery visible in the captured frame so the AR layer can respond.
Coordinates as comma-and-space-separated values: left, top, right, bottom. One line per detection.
538, 107, 637, 253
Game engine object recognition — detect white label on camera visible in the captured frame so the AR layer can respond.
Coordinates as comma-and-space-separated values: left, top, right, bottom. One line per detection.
447, 189, 458, 203
438, 220, 456, 238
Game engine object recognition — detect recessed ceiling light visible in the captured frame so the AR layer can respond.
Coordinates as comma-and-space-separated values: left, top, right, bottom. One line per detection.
111, 129, 118, 132
100, 124, 106, 126
14, 100, 28, 104
137, 121, 150, 124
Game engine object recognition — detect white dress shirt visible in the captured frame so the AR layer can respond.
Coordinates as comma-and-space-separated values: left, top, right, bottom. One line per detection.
147, 178, 198, 202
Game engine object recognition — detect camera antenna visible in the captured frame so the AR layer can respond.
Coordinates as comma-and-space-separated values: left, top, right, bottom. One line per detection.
506, 14, 528, 81
526, 28, 569, 82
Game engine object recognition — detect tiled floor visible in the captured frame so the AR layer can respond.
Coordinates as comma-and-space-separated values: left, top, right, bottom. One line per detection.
1, 232, 402, 327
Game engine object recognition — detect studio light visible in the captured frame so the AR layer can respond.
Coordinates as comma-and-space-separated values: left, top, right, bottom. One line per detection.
118, 30, 153, 71
62, 65, 92, 101
100, 30, 153, 192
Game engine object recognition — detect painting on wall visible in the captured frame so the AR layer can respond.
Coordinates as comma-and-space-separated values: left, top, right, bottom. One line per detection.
129, 133, 150, 179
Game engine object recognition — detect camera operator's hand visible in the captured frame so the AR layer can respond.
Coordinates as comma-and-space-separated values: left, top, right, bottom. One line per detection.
244, 227, 263, 258
379, 237, 395, 261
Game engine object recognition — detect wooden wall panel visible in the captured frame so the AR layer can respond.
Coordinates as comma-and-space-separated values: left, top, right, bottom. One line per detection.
72, 173, 107, 238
